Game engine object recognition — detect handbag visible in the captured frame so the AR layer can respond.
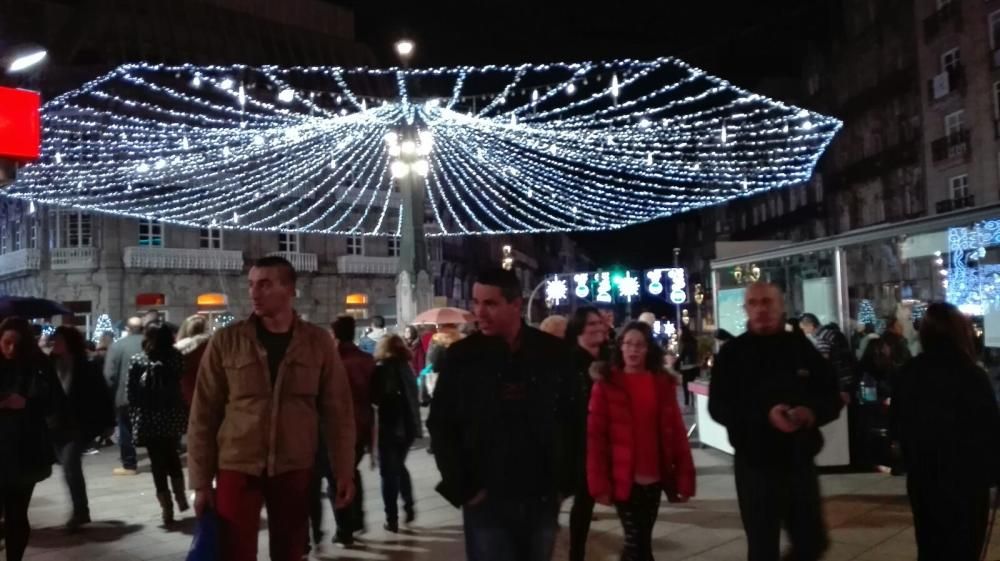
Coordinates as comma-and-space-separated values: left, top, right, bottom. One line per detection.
186, 509, 219, 561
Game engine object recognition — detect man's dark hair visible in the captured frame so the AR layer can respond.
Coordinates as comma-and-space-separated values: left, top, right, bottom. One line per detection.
372, 315, 386, 329
799, 313, 821, 329
253, 256, 297, 286
332, 315, 356, 342
474, 268, 522, 302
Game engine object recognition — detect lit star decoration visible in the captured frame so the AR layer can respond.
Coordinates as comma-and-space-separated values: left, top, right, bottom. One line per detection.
7, 61, 840, 236
546, 276, 569, 306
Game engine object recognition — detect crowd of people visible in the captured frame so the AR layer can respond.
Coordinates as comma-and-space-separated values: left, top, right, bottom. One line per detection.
0, 257, 997, 561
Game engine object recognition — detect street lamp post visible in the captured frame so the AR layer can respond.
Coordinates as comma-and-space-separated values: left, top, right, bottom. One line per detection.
694, 283, 705, 333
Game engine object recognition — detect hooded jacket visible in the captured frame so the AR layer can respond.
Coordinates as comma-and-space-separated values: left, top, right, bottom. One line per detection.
586, 362, 696, 504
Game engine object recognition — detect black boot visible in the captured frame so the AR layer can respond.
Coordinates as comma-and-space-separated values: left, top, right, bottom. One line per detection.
157, 493, 175, 525
170, 476, 189, 512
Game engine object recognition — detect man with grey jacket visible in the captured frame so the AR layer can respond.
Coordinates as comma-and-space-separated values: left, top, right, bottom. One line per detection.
103, 316, 143, 475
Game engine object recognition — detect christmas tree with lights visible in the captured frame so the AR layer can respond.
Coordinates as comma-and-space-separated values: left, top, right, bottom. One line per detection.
857, 300, 876, 328
92, 313, 114, 343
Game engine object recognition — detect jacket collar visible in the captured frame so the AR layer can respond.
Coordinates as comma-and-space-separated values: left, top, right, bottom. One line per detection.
238, 312, 311, 357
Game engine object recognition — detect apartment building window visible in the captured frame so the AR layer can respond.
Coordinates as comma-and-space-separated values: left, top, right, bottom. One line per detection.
388, 237, 400, 257
945, 110, 965, 142
199, 227, 222, 249
0, 221, 7, 255
27, 217, 37, 249
347, 236, 364, 256
50, 210, 92, 248
278, 228, 299, 253
993, 81, 1000, 119
941, 48, 961, 73
949, 174, 969, 200
138, 218, 163, 247
990, 10, 1000, 50
11, 214, 21, 251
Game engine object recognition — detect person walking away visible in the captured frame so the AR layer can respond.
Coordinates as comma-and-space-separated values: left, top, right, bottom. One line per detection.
678, 326, 700, 409
320, 315, 374, 546
372, 334, 422, 533
359, 316, 388, 355
187, 256, 356, 561
588, 321, 695, 560
0, 318, 59, 561
127, 323, 189, 524
890, 302, 1000, 561
104, 316, 144, 476
427, 268, 578, 561
49, 326, 115, 531
175, 315, 211, 408
403, 325, 427, 376
564, 306, 609, 561
709, 282, 843, 561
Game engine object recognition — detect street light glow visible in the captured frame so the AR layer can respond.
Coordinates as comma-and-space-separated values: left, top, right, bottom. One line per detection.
395, 39, 415, 59
7, 49, 47, 73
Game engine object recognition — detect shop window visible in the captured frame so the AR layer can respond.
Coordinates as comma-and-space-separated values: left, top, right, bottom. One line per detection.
344, 293, 369, 320
200, 227, 222, 249
138, 218, 163, 247
136, 293, 166, 308
345, 293, 368, 305
196, 293, 227, 309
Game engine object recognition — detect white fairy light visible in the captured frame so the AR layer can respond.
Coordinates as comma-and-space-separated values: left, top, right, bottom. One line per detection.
7, 60, 839, 236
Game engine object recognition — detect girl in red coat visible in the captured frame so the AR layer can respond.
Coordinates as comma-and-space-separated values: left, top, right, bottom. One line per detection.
588, 321, 696, 561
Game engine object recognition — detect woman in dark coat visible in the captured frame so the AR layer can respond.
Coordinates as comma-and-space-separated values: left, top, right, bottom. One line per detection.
0, 318, 59, 561
890, 302, 1000, 561
127, 322, 188, 525
371, 334, 422, 533
565, 306, 609, 561
49, 326, 115, 531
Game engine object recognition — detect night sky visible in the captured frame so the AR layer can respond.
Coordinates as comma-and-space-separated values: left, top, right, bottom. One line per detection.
341, 1, 829, 268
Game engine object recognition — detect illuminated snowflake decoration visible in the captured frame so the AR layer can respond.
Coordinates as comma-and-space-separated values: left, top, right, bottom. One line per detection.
616, 272, 641, 302
545, 277, 568, 306
8, 60, 839, 236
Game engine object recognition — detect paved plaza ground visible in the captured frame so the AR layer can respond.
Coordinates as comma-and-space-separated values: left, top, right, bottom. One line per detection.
17, 426, 1000, 561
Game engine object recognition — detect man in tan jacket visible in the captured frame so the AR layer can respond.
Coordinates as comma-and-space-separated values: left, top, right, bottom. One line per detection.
187, 256, 356, 561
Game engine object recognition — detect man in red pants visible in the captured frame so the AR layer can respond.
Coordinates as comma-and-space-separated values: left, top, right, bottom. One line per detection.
187, 256, 356, 561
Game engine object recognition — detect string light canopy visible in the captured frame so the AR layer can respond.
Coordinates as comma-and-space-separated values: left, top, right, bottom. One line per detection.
7, 60, 840, 236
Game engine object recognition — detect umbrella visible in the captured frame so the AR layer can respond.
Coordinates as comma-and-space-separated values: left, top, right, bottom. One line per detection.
412, 307, 475, 326
0, 296, 72, 319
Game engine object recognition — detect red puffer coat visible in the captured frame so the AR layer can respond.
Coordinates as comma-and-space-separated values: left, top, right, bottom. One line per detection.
587, 365, 696, 504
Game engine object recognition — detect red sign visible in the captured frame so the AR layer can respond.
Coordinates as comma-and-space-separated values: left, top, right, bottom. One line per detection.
0, 87, 41, 161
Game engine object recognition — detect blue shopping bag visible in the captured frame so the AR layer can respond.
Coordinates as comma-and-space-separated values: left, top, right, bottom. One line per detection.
186, 509, 219, 561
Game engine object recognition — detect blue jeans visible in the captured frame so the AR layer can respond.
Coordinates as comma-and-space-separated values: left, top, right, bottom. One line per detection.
117, 407, 137, 470
463, 495, 560, 561
56, 438, 90, 518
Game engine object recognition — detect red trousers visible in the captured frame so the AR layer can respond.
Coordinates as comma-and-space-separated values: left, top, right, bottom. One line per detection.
216, 469, 313, 561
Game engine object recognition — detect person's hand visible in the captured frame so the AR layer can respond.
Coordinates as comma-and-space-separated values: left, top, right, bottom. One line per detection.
334, 478, 356, 509
768, 404, 798, 433
194, 489, 215, 517
0, 393, 26, 410
465, 489, 488, 507
787, 406, 816, 429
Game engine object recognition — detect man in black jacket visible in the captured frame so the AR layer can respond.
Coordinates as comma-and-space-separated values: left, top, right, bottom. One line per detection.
428, 268, 577, 561
709, 282, 843, 561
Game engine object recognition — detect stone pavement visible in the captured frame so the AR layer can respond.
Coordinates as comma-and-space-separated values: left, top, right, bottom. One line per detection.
18, 435, 1000, 560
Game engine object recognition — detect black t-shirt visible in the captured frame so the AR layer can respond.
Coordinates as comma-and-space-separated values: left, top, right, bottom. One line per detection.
255, 319, 293, 386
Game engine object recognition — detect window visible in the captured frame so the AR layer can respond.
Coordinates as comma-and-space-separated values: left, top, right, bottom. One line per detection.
0, 221, 7, 255
50, 210, 92, 248
347, 236, 364, 256
949, 174, 969, 200
993, 81, 1000, 119
199, 227, 222, 249
990, 10, 1000, 50
388, 237, 400, 257
941, 48, 961, 72
27, 216, 37, 249
278, 229, 299, 253
945, 109, 965, 136
138, 218, 163, 246
11, 214, 21, 252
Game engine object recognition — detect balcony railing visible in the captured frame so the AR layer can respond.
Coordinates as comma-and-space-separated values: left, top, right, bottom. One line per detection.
924, 2, 961, 42
267, 251, 318, 273
930, 129, 971, 163
927, 65, 964, 100
50, 247, 99, 270
935, 194, 975, 214
123, 246, 244, 271
336, 254, 399, 276
0, 248, 41, 278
